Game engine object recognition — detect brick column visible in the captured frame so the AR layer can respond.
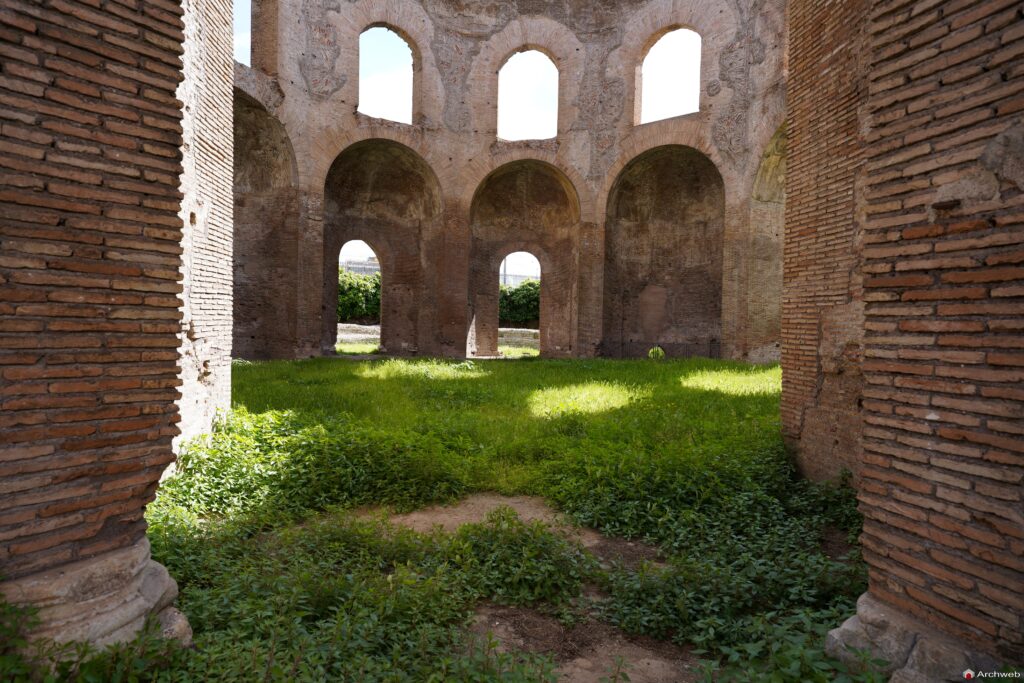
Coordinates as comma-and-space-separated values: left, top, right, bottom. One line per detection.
0, 0, 193, 645
801, 0, 1024, 675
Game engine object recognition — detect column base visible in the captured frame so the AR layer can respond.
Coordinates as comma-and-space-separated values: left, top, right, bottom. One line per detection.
827, 593, 1000, 682
0, 537, 191, 648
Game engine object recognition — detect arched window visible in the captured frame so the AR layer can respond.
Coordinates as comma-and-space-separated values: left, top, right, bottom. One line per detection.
497, 50, 558, 141
638, 28, 701, 124
336, 240, 381, 354
358, 26, 414, 124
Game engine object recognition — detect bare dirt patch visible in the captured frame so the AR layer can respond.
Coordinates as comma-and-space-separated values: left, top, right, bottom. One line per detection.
365, 494, 690, 680
470, 604, 700, 683
377, 493, 664, 569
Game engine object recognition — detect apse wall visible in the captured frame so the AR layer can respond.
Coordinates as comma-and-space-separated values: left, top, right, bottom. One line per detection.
236, 0, 788, 361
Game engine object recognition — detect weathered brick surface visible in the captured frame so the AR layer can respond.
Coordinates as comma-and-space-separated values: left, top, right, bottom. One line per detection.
175, 0, 232, 443
857, 0, 1024, 660
0, 0, 184, 580
790, 0, 1024, 663
235, 0, 788, 362
783, 0, 870, 481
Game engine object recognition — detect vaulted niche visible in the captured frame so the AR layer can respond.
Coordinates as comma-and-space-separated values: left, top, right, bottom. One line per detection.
603, 146, 725, 358
232, 89, 299, 359
637, 28, 701, 124
468, 161, 579, 357
322, 139, 441, 354
497, 50, 559, 141
358, 26, 414, 124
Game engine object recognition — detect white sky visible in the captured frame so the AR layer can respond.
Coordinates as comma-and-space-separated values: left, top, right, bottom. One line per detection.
640, 29, 701, 123
497, 51, 558, 141
358, 27, 413, 123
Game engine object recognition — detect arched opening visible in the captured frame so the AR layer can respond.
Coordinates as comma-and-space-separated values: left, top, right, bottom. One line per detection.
358, 26, 414, 124
603, 145, 725, 358
334, 240, 382, 355
497, 251, 542, 358
497, 50, 558, 141
468, 160, 579, 358
232, 89, 299, 359
745, 125, 785, 362
637, 28, 701, 124
322, 139, 441, 355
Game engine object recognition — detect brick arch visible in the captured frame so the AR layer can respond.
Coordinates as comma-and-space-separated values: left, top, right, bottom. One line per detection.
467, 160, 581, 358
606, 0, 737, 131
321, 138, 444, 355
302, 125, 446, 198
464, 16, 584, 139
598, 121, 725, 211
602, 144, 726, 358
233, 89, 301, 360
458, 151, 594, 225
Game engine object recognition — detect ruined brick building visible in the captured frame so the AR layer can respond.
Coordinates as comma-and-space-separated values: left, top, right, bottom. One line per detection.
0, 0, 1021, 678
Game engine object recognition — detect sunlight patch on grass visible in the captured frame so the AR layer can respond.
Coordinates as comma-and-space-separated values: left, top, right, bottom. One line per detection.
336, 342, 380, 355
527, 382, 651, 418
679, 365, 781, 395
356, 358, 490, 381
499, 345, 539, 358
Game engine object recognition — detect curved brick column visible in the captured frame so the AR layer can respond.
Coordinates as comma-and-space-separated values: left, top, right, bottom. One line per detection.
0, 538, 190, 647
0, 0, 205, 648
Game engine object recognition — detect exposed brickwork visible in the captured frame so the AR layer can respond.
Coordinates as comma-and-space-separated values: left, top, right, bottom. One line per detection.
603, 145, 726, 358
176, 0, 233, 444
789, 0, 1024, 667
0, 0, 186, 581
857, 0, 1024, 661
235, 0, 788, 362
783, 0, 870, 481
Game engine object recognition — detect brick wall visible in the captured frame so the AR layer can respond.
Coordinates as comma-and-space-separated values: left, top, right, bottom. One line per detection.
783, 0, 870, 481
176, 0, 232, 445
858, 0, 1023, 659
0, 0, 185, 580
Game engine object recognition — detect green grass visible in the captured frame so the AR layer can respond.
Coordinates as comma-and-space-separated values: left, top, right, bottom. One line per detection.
4, 357, 877, 682
229, 356, 783, 494
335, 341, 380, 355
498, 345, 539, 358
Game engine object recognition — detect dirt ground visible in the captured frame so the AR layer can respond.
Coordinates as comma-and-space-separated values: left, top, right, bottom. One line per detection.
470, 604, 700, 683
365, 493, 697, 682
384, 493, 665, 569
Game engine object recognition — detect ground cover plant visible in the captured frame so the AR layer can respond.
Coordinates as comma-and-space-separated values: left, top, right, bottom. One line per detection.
4, 357, 878, 682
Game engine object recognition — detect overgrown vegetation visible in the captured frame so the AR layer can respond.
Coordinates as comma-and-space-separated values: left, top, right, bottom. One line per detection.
499, 279, 540, 327
337, 269, 381, 323
3, 358, 879, 682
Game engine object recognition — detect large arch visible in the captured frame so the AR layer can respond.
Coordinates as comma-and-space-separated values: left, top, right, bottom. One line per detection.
602, 145, 725, 358
321, 139, 442, 355
233, 89, 300, 359
468, 160, 580, 358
